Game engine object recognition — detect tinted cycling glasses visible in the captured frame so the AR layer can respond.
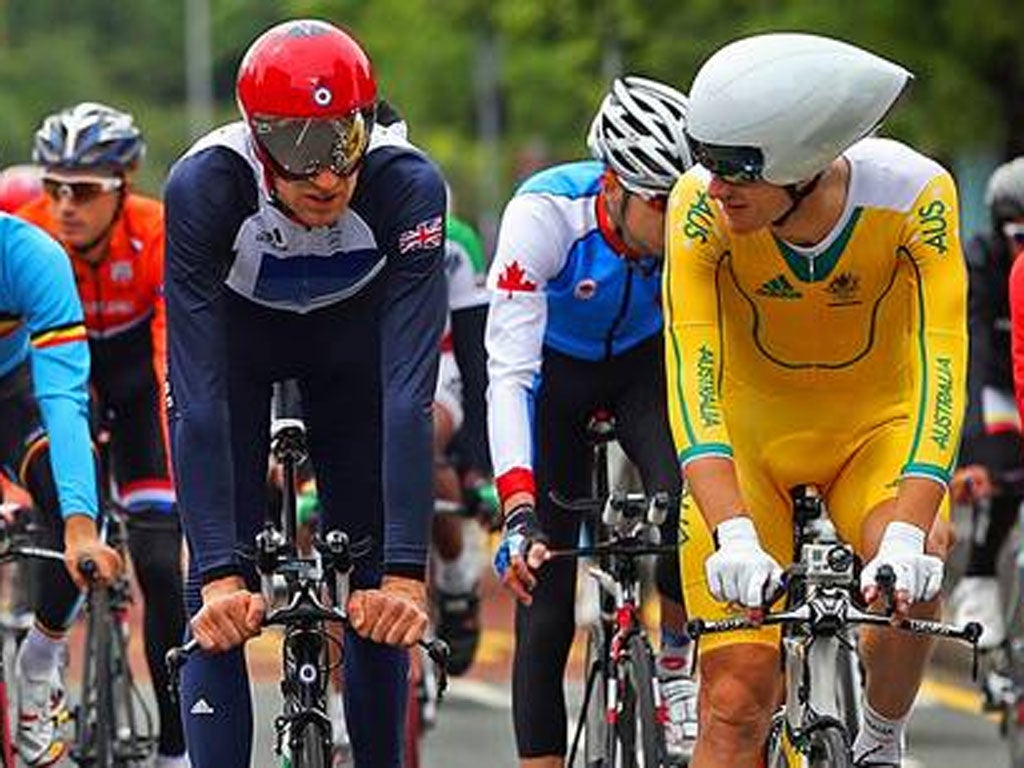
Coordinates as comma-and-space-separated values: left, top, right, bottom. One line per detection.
686, 137, 765, 184
42, 175, 123, 204
251, 109, 373, 181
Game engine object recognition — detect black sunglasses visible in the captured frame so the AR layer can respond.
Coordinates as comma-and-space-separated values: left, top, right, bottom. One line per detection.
686, 137, 765, 184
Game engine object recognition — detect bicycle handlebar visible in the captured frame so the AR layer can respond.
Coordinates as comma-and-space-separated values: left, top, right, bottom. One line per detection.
166, 608, 452, 698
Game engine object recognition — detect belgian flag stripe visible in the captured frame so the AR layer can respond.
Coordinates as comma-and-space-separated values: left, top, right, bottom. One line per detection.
31, 322, 87, 349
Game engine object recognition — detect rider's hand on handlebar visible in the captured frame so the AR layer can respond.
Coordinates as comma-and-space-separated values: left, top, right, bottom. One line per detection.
950, 465, 993, 504
192, 575, 266, 652
860, 521, 943, 617
705, 516, 784, 609
347, 575, 429, 647
493, 502, 548, 605
63, 514, 123, 589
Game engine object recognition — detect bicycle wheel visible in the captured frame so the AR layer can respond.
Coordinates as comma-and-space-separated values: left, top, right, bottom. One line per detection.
89, 588, 115, 768
835, 636, 862, 743
582, 623, 609, 768
291, 721, 331, 768
612, 635, 663, 768
806, 726, 852, 768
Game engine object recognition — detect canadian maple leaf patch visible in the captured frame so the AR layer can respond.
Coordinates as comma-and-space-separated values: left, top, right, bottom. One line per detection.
496, 260, 537, 297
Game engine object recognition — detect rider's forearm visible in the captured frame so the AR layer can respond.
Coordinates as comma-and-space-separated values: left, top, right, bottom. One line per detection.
891, 476, 946, 532
684, 456, 749, 532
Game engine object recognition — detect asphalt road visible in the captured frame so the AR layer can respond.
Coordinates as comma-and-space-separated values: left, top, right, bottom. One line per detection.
239, 674, 1014, 768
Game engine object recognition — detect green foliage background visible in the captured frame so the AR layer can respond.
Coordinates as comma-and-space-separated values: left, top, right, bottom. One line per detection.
2, 0, 1021, 235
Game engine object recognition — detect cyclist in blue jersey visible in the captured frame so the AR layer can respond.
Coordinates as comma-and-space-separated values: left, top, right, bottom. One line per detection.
487, 77, 697, 766
164, 19, 446, 768
0, 213, 122, 766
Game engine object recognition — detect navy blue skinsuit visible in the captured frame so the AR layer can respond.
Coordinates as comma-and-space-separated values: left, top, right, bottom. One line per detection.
164, 120, 446, 768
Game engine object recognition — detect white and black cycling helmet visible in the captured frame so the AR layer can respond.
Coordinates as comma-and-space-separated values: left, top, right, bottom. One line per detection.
985, 157, 1024, 224
685, 33, 912, 187
33, 102, 144, 172
587, 76, 693, 195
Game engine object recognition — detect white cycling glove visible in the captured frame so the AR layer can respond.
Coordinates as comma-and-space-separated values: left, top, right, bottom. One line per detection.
859, 521, 943, 604
706, 517, 784, 608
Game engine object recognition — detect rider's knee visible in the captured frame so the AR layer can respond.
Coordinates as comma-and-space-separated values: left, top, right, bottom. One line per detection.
700, 645, 780, 744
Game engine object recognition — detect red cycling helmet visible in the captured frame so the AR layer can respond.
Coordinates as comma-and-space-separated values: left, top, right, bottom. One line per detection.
0, 165, 43, 213
236, 19, 377, 180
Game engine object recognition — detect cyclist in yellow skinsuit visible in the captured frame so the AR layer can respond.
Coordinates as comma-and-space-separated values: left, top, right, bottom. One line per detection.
664, 34, 966, 768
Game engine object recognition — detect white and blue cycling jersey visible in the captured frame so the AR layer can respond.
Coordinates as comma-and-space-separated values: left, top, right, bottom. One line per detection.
485, 160, 664, 499
0, 213, 97, 518
164, 120, 447, 584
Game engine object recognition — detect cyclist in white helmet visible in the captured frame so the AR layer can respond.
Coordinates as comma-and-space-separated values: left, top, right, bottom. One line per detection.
488, 75, 697, 766
664, 33, 966, 767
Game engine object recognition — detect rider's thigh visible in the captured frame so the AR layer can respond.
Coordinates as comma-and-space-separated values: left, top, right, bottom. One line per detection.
699, 643, 782, 729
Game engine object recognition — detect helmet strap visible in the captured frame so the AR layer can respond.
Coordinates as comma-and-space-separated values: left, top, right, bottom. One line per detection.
598, 171, 652, 260
772, 173, 822, 228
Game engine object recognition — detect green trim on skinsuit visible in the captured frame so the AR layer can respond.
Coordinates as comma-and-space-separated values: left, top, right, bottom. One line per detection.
446, 216, 486, 274
901, 462, 950, 484
727, 254, 901, 371
678, 443, 734, 465
773, 208, 864, 283
902, 252, 930, 470
664, 245, 699, 447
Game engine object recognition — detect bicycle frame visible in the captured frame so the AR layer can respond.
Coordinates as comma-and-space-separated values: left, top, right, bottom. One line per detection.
166, 417, 449, 767
556, 496, 674, 763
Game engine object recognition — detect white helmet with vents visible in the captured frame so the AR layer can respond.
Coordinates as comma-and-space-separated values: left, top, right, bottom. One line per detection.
33, 102, 144, 172
686, 33, 912, 186
587, 76, 693, 195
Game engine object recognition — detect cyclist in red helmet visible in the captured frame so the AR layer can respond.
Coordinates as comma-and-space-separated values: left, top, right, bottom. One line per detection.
164, 20, 446, 767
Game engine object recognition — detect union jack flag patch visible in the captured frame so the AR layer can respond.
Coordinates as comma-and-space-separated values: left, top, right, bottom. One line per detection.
398, 215, 444, 254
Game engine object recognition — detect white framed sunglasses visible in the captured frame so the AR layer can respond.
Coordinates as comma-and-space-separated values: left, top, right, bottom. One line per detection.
42, 174, 123, 204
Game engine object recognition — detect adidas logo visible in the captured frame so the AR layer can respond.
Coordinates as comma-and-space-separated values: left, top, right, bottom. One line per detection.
756, 274, 802, 299
190, 698, 215, 716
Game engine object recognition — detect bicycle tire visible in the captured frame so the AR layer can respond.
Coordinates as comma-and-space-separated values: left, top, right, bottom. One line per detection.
835, 637, 862, 743
91, 588, 115, 768
291, 721, 331, 768
582, 623, 609, 768
612, 635, 662, 768
806, 725, 852, 768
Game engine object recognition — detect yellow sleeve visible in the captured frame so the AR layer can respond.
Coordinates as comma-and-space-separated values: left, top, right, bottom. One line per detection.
663, 171, 734, 468
899, 170, 968, 485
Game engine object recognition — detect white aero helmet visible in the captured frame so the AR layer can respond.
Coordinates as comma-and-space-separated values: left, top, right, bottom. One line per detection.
587, 76, 693, 195
686, 33, 912, 186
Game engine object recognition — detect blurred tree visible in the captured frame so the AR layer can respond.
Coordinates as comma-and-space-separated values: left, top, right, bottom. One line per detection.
0, 0, 1019, 216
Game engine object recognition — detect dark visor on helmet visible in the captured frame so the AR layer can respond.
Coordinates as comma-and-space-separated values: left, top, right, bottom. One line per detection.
686, 137, 765, 183
251, 110, 372, 181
